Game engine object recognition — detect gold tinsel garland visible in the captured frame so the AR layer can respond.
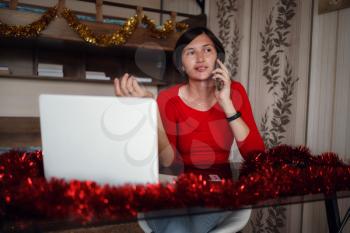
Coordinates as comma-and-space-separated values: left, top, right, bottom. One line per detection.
0, 7, 58, 38
61, 8, 139, 46
142, 15, 189, 39
0, 6, 188, 46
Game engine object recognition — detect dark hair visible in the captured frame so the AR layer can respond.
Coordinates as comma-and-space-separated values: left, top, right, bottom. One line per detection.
173, 27, 225, 76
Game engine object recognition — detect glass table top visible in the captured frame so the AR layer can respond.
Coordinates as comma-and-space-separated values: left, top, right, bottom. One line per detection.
1, 162, 349, 233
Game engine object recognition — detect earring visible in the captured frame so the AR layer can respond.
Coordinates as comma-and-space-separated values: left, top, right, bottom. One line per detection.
180, 66, 187, 77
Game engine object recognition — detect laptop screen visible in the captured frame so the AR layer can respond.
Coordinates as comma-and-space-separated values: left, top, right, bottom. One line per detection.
39, 94, 158, 186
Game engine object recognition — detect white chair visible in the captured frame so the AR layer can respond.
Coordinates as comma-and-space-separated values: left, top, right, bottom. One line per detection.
138, 208, 252, 233
210, 208, 252, 233
138, 214, 154, 233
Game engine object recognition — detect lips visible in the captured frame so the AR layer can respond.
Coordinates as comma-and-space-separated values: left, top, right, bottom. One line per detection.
194, 65, 208, 72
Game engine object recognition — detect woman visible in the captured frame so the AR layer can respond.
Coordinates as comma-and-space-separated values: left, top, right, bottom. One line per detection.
114, 27, 265, 233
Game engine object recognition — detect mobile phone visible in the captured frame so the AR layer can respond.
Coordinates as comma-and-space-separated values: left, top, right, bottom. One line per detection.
214, 60, 224, 91
209, 174, 222, 182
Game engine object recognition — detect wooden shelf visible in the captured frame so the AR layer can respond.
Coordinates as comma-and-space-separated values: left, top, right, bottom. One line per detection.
0, 74, 167, 86
0, 3, 192, 87
0, 34, 175, 86
0, 8, 181, 51
0, 1, 199, 147
0, 117, 41, 147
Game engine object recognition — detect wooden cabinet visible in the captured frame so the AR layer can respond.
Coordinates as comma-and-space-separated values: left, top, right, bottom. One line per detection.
0, 37, 182, 86
0, 2, 201, 147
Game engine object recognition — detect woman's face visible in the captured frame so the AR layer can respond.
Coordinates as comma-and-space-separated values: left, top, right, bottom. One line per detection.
181, 33, 218, 81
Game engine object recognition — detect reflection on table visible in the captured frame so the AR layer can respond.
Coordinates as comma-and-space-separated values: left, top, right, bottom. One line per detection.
1, 158, 349, 233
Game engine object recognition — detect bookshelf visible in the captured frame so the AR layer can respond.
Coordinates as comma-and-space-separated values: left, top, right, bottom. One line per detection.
0, 5, 188, 86
0, 36, 174, 86
0, 1, 202, 147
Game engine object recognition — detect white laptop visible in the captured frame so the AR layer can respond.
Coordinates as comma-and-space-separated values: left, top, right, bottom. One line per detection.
39, 94, 158, 186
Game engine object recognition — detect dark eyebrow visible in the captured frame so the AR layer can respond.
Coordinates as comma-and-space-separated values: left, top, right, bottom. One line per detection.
184, 47, 195, 51
184, 44, 214, 51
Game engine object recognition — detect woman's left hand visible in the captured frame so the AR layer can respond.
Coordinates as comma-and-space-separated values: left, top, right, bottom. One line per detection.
212, 59, 232, 110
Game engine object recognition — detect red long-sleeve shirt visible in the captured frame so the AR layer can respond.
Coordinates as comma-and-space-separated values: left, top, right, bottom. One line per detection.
157, 81, 265, 167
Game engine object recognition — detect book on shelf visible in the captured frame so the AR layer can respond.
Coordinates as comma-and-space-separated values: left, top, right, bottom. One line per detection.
38, 71, 64, 78
38, 63, 63, 71
85, 71, 110, 80
0, 65, 10, 75
38, 63, 63, 78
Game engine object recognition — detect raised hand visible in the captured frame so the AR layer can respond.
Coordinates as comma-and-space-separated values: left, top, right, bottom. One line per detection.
212, 59, 232, 107
114, 73, 154, 98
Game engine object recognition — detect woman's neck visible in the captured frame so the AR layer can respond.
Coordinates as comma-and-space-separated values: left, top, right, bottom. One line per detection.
186, 80, 215, 101
178, 80, 217, 111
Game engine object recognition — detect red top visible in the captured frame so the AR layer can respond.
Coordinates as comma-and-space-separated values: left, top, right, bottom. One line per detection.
157, 81, 265, 167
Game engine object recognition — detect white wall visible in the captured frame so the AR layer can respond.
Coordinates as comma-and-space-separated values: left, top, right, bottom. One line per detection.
303, 3, 350, 233
0, 78, 157, 117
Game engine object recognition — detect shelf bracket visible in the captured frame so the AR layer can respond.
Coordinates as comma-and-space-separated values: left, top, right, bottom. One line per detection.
9, 0, 18, 10
136, 6, 144, 23
195, 0, 205, 14
57, 0, 66, 15
170, 12, 177, 31
96, 0, 103, 23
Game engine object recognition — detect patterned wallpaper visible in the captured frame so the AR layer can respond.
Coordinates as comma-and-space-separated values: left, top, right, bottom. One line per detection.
209, 0, 311, 232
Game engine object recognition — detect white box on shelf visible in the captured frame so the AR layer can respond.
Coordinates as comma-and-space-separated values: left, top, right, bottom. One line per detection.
38, 63, 63, 71
38, 63, 64, 78
86, 71, 109, 80
38, 71, 64, 78
0, 65, 10, 75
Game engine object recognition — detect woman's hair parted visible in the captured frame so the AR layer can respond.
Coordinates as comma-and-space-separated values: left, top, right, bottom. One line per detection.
173, 27, 226, 77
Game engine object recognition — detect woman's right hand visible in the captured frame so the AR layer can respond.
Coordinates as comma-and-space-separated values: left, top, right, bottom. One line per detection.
114, 73, 154, 98
114, 73, 174, 166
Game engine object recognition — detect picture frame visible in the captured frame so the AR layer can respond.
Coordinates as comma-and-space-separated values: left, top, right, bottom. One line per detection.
319, 0, 350, 14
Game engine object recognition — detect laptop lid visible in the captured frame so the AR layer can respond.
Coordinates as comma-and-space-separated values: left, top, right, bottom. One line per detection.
39, 94, 158, 186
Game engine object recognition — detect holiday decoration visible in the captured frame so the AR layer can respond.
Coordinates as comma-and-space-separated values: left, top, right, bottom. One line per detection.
0, 6, 189, 46
0, 145, 349, 228
0, 7, 57, 38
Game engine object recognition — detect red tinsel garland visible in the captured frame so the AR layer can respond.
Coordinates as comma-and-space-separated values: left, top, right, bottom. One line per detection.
0, 145, 349, 224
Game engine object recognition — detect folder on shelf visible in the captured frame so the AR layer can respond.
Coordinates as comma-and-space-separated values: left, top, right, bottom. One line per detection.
85, 71, 110, 80
38, 63, 64, 78
0, 65, 10, 75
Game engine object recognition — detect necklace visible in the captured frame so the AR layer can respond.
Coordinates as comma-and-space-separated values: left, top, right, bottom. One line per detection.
179, 87, 216, 109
